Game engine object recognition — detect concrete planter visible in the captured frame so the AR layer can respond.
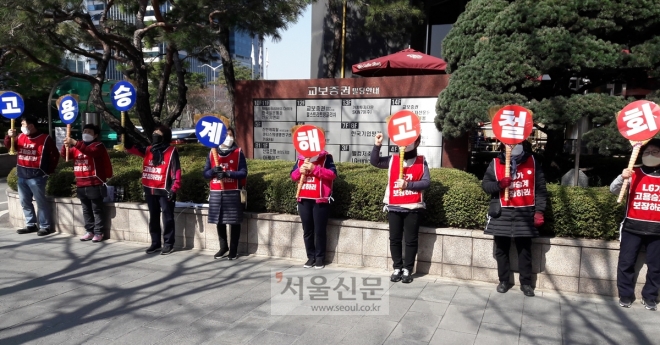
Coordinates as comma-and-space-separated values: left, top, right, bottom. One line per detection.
6, 189, 649, 297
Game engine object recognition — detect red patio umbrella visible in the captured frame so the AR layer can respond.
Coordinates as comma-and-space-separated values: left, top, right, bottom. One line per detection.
352, 48, 447, 77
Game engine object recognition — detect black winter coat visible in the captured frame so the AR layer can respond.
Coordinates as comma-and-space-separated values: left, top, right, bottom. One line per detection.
203, 145, 247, 225
481, 152, 547, 237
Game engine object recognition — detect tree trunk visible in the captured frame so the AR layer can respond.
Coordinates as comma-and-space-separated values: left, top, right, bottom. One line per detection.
216, 27, 236, 124
326, 0, 342, 78
164, 48, 188, 127
152, 46, 174, 120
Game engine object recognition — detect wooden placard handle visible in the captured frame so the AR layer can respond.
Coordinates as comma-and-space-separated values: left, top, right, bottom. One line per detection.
399, 146, 405, 189
8, 119, 16, 155
65, 124, 71, 162
504, 145, 512, 202
296, 158, 309, 198
617, 142, 645, 203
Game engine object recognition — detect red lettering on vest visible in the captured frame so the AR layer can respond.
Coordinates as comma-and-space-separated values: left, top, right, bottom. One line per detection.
142, 146, 175, 190
387, 155, 424, 205
626, 167, 660, 223
494, 156, 536, 207
298, 156, 326, 200
16, 134, 47, 171
73, 142, 112, 185
210, 148, 241, 191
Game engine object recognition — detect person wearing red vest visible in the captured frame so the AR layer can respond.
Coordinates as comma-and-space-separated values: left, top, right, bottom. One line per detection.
290, 129, 337, 270
482, 142, 547, 297
126, 125, 181, 255
202, 127, 247, 260
60, 124, 112, 242
610, 138, 660, 311
371, 133, 430, 284
4, 115, 59, 236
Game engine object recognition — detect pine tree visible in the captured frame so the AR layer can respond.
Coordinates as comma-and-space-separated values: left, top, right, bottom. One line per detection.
435, 0, 660, 179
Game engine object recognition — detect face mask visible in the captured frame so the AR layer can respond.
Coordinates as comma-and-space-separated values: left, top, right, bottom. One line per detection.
82, 134, 94, 143
404, 143, 416, 152
21, 126, 30, 135
643, 155, 660, 167
152, 133, 163, 144
511, 144, 523, 156
221, 136, 234, 148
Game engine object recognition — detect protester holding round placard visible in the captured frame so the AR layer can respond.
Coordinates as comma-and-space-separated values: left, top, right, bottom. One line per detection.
202, 117, 247, 261
290, 125, 337, 270
609, 100, 660, 311
4, 115, 59, 236
371, 111, 429, 284
126, 125, 181, 255
481, 105, 546, 297
60, 124, 113, 242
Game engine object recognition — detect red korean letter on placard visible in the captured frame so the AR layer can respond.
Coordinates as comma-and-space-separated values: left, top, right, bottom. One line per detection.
617, 100, 660, 141
491, 105, 533, 145
292, 125, 326, 158
387, 110, 421, 147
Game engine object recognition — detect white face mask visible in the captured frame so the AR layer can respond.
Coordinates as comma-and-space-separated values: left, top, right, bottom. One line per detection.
82, 134, 95, 142
221, 136, 234, 148
642, 155, 660, 167
511, 144, 523, 156
21, 126, 30, 135
404, 143, 416, 152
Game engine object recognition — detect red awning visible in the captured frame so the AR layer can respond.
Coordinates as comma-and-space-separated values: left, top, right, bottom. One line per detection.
352, 48, 447, 77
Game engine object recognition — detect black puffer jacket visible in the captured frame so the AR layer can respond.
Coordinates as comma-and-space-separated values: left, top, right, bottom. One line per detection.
482, 152, 547, 237
203, 145, 247, 225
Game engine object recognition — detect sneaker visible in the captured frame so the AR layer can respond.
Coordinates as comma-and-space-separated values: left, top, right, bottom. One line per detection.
314, 264, 325, 270
390, 269, 403, 282
37, 228, 54, 236
642, 297, 657, 311
92, 234, 104, 242
303, 259, 315, 268
496, 281, 511, 293
146, 244, 162, 254
619, 296, 634, 308
80, 232, 94, 241
227, 255, 238, 261
17, 226, 38, 234
401, 269, 413, 284
521, 285, 535, 297
214, 248, 228, 259
161, 245, 174, 255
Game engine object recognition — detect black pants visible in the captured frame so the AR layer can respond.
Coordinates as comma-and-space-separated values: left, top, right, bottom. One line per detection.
494, 236, 533, 285
617, 231, 660, 300
218, 223, 241, 257
77, 185, 106, 236
388, 211, 421, 271
145, 193, 175, 246
298, 199, 329, 265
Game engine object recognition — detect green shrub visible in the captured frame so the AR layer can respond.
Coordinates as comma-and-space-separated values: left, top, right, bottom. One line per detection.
7, 167, 17, 191
4, 149, 627, 240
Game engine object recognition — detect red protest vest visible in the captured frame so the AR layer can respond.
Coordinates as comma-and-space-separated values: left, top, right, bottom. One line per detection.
387, 155, 424, 205
72, 142, 113, 185
298, 155, 326, 200
16, 133, 47, 171
494, 156, 536, 207
209, 148, 242, 191
625, 167, 660, 223
142, 146, 175, 190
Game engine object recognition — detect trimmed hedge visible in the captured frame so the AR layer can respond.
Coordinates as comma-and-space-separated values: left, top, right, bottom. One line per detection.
7, 145, 624, 240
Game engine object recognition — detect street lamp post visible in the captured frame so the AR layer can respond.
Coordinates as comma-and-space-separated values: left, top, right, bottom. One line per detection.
198, 64, 223, 111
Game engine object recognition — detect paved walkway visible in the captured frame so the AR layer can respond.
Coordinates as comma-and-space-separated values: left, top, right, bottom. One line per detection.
0, 228, 659, 345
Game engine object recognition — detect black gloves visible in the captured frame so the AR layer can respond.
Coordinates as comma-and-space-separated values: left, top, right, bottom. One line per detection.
166, 189, 175, 201
213, 166, 226, 178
